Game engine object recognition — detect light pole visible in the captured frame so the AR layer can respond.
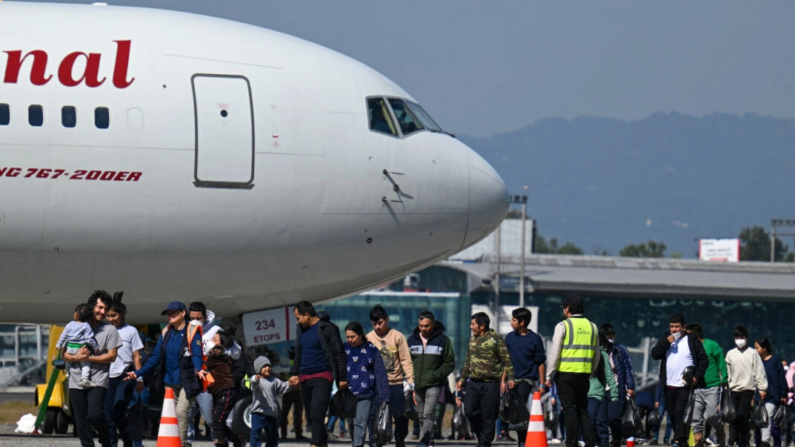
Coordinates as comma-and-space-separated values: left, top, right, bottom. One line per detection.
510, 194, 529, 307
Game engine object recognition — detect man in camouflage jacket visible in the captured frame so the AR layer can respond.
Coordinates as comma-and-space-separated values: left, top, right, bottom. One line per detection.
456, 312, 513, 447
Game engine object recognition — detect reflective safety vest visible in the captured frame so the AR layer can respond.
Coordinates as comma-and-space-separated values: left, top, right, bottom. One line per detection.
559, 317, 597, 374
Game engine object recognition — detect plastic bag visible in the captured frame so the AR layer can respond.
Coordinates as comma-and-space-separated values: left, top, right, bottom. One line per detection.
499, 392, 510, 423
404, 390, 418, 421
621, 398, 644, 438
125, 398, 151, 441
684, 388, 696, 425
14, 413, 36, 434
453, 405, 465, 433
772, 404, 790, 427
754, 403, 770, 429
507, 389, 529, 431
330, 388, 358, 418
375, 402, 393, 447
646, 408, 660, 429
721, 386, 736, 423
546, 405, 558, 432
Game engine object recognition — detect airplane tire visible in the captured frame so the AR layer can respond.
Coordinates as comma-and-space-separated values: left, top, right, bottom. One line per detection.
231, 395, 253, 440
55, 410, 69, 434
43, 408, 56, 434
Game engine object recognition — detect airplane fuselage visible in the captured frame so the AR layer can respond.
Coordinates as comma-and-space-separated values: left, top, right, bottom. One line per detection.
0, 3, 508, 323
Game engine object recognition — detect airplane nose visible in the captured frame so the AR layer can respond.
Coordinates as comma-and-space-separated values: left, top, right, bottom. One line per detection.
461, 148, 509, 250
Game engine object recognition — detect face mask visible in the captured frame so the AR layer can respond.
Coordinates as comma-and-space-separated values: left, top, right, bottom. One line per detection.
672, 331, 682, 341
607, 338, 616, 344
785, 366, 790, 372
204, 341, 216, 356
735, 339, 747, 349
189, 319, 201, 326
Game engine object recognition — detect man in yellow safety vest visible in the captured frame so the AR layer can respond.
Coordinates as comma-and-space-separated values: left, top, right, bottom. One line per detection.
545, 294, 601, 447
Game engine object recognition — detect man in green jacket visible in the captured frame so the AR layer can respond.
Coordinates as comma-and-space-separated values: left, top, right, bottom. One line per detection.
456, 312, 513, 447
407, 311, 456, 447
687, 323, 728, 447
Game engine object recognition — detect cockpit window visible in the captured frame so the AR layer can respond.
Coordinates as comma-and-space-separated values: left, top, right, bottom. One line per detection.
406, 101, 442, 133
368, 98, 397, 136
388, 99, 424, 136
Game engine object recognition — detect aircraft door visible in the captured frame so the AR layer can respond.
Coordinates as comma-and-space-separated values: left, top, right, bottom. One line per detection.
192, 75, 255, 188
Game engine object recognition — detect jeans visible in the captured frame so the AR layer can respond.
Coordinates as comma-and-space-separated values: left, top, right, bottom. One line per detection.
251, 413, 279, 447
71, 386, 111, 447
664, 387, 691, 445
464, 380, 501, 447
301, 378, 332, 446
607, 399, 624, 446
280, 389, 304, 438
132, 388, 148, 447
388, 384, 409, 446
731, 390, 755, 447
653, 401, 674, 441
587, 397, 609, 447
513, 380, 534, 446
353, 398, 373, 447
556, 372, 595, 447
326, 415, 346, 433
415, 386, 442, 446
105, 375, 136, 447
212, 388, 238, 445
187, 391, 216, 442
761, 401, 779, 445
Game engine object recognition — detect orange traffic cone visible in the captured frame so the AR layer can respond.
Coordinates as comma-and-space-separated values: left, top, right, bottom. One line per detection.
156, 388, 182, 447
525, 391, 548, 447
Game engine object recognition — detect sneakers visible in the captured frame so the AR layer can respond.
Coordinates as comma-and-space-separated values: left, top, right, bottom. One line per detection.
549, 439, 563, 445
79, 378, 96, 388
339, 431, 347, 439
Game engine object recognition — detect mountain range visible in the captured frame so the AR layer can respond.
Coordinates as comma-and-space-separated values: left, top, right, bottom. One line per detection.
459, 112, 795, 258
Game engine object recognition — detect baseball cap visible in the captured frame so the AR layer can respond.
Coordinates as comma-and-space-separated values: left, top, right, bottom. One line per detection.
161, 301, 186, 315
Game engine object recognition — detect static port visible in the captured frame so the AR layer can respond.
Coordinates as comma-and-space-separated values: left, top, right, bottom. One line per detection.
366, 237, 373, 244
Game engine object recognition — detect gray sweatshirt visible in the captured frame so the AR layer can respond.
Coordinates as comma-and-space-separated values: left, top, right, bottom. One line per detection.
250, 375, 292, 418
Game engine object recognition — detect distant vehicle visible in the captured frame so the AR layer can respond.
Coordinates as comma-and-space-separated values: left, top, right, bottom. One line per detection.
0, 2, 508, 324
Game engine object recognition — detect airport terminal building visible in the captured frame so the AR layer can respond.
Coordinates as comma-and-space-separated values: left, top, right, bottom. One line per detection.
314, 220, 795, 383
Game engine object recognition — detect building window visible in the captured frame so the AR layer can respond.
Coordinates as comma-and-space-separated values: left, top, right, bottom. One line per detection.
29, 105, 43, 127
95, 107, 109, 129
0, 104, 9, 125
62, 106, 77, 128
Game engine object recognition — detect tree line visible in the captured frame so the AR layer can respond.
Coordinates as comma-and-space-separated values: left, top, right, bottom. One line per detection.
526, 221, 793, 261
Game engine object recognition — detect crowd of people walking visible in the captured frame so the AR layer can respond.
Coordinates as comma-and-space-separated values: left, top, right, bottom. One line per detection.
56, 291, 795, 447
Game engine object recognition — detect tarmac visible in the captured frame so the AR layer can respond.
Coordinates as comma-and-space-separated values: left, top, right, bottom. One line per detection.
0, 426, 671, 447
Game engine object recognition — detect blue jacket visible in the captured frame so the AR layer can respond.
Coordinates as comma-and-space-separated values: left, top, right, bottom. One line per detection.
344, 341, 390, 402
608, 343, 635, 396
136, 324, 204, 393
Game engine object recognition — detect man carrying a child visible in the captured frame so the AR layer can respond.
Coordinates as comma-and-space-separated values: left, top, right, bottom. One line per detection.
62, 290, 122, 447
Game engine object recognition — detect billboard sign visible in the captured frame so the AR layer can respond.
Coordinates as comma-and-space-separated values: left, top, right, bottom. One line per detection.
699, 238, 740, 262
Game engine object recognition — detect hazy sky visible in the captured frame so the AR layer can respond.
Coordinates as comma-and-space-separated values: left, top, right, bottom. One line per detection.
20, 0, 795, 137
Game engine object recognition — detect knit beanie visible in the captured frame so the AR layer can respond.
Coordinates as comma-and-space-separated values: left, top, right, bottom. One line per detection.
254, 355, 271, 374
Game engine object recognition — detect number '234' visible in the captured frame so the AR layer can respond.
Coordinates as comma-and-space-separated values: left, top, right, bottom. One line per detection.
255, 319, 276, 331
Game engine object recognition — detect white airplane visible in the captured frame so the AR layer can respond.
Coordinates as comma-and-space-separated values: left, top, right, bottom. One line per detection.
0, 2, 509, 324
